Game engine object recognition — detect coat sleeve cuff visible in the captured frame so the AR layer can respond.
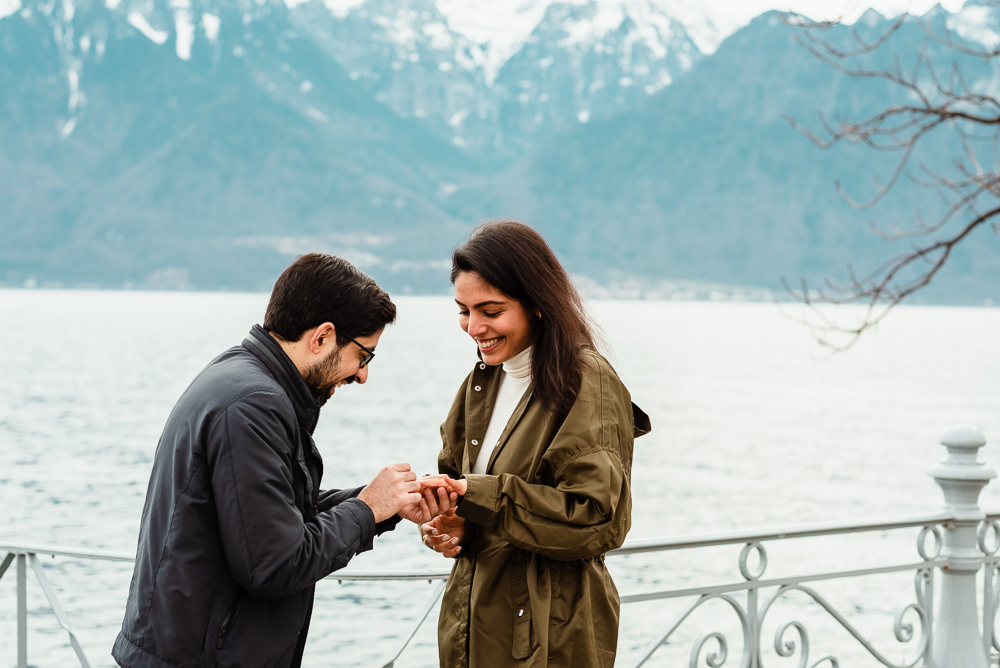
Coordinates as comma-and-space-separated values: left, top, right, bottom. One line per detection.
456, 474, 500, 528
342, 497, 379, 552
375, 514, 403, 535
316, 485, 366, 512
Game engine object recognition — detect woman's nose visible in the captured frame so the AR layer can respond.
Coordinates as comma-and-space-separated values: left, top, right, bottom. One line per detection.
467, 315, 488, 337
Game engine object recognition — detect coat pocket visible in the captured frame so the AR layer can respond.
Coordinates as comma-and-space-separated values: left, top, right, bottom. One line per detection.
216, 590, 245, 650
509, 555, 533, 660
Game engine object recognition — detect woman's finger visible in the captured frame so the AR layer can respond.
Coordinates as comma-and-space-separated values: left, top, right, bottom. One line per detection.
435, 486, 451, 514
429, 534, 461, 554
426, 535, 450, 551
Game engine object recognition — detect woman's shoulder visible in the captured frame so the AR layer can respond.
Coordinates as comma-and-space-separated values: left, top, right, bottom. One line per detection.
577, 348, 652, 437
579, 348, 619, 379
578, 348, 628, 396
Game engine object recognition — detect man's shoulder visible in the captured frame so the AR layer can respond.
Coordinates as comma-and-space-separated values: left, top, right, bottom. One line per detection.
180, 345, 292, 415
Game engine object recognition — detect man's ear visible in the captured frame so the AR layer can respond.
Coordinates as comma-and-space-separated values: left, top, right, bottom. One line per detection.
309, 322, 337, 354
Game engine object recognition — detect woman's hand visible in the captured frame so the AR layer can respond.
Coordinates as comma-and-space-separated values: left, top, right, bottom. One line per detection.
420, 509, 467, 558
420, 474, 467, 497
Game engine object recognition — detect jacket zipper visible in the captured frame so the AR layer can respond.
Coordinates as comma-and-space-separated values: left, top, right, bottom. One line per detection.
216, 590, 246, 649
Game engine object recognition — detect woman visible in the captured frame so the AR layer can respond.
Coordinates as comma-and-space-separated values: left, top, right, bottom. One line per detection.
420, 220, 651, 668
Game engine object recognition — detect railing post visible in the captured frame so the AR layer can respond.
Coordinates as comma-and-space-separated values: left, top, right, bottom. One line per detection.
928, 424, 995, 668
17, 553, 27, 668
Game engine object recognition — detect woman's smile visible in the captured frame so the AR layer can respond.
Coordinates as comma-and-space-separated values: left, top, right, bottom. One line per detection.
476, 336, 502, 351
454, 270, 534, 365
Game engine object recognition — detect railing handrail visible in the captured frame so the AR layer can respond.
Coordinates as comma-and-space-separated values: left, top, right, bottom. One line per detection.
7, 426, 999, 668
611, 511, 958, 555
1, 509, 978, 578
0, 543, 134, 562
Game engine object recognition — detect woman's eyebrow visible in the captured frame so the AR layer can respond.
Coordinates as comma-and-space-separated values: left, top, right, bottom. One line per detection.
455, 299, 507, 308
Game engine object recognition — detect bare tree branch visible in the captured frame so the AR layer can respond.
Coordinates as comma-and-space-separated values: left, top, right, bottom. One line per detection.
779, 7, 1000, 349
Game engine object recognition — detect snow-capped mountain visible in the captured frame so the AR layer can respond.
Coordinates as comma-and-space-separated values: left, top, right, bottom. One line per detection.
304, 0, 727, 76
492, 1, 701, 148
0, 0, 717, 156
288, 0, 710, 155
3, 0, 999, 300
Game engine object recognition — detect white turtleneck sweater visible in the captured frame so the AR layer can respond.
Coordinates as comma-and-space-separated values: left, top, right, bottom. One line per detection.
471, 346, 533, 475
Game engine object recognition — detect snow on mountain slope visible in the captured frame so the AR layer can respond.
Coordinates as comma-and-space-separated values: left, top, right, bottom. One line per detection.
0, 0, 22, 19
285, 0, 707, 155
281, 0, 722, 82
422, 0, 723, 80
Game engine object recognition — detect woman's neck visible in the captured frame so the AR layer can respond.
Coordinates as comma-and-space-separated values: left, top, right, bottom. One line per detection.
502, 346, 532, 380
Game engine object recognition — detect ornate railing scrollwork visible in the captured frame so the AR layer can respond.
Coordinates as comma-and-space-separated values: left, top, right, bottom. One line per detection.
690, 631, 728, 668
629, 530, 940, 668
632, 592, 751, 668
757, 584, 928, 668
773, 621, 809, 668
739, 542, 767, 581
982, 557, 1000, 653
977, 519, 1000, 656
917, 525, 942, 561
771, 621, 839, 668
978, 520, 1000, 556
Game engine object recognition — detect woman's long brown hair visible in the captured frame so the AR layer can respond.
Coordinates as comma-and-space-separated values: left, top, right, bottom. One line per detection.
451, 220, 597, 414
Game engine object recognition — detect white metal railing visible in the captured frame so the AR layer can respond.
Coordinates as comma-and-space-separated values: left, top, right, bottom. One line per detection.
3, 423, 999, 668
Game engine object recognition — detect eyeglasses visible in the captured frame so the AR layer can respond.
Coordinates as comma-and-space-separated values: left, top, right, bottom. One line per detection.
344, 335, 375, 369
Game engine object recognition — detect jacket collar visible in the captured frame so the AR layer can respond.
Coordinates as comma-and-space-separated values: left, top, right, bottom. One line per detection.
465, 362, 534, 475
243, 324, 322, 434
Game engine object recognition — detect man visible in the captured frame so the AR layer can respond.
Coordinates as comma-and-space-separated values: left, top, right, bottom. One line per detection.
113, 254, 430, 667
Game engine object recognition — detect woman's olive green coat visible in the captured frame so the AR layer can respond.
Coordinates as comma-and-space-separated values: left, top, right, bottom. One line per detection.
437, 350, 650, 668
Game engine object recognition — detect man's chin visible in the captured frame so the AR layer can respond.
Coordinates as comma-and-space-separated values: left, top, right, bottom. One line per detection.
311, 379, 353, 406
309, 385, 334, 406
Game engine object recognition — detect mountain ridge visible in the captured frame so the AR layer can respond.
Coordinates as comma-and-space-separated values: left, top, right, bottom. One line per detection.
2, 0, 998, 302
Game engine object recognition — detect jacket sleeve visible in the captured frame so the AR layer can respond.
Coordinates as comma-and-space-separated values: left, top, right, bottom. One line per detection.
317, 487, 401, 535
210, 391, 379, 599
316, 487, 364, 510
456, 360, 634, 561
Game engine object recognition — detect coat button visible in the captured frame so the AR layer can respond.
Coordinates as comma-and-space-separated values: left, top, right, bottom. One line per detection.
479, 363, 486, 370
471, 439, 479, 446
518, 609, 524, 617
474, 385, 481, 391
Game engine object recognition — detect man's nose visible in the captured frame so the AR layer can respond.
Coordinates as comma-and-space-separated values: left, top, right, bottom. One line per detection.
354, 365, 370, 385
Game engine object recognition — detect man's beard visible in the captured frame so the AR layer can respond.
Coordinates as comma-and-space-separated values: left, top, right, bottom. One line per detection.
303, 346, 344, 406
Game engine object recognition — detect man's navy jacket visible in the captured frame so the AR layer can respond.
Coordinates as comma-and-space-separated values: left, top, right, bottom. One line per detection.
113, 325, 397, 667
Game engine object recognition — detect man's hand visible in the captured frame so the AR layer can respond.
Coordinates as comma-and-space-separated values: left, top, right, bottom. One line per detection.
398, 481, 459, 525
420, 509, 467, 558
357, 463, 421, 523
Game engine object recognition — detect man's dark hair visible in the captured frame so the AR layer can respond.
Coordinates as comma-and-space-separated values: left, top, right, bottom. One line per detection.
264, 254, 396, 343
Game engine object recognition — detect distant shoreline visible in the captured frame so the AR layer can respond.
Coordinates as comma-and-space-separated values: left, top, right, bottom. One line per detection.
0, 282, 994, 308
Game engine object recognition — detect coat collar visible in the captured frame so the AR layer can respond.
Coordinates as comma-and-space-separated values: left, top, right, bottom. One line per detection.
466, 362, 534, 475
243, 325, 322, 434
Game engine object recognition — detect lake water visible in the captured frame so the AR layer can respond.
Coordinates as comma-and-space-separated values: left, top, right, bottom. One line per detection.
1, 289, 999, 667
